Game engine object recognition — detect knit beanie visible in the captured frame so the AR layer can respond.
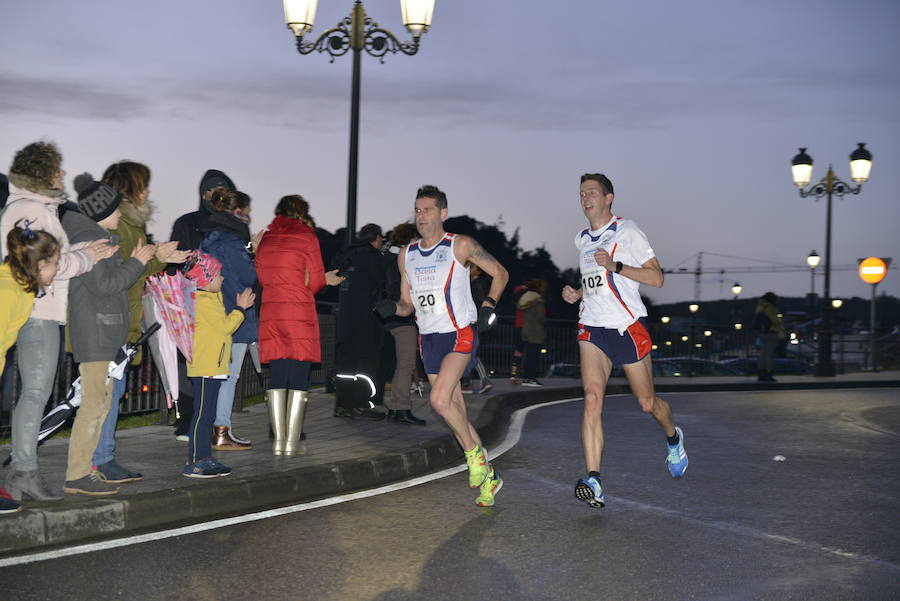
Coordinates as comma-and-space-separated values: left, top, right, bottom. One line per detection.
183, 251, 222, 288
73, 173, 122, 222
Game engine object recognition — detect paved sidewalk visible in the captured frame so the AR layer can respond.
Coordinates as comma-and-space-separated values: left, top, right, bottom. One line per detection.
1, 372, 898, 556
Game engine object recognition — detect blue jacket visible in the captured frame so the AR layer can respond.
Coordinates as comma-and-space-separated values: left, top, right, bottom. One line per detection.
200, 213, 258, 344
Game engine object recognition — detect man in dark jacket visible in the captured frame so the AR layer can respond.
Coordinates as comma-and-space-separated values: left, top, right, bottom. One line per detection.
168, 169, 237, 438
170, 170, 236, 252
332, 224, 386, 420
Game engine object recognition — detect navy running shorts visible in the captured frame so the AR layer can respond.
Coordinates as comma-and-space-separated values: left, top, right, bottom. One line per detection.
577, 319, 652, 367
419, 325, 479, 375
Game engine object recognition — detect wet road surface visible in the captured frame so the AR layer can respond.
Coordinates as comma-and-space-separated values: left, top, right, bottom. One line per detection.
3, 389, 898, 600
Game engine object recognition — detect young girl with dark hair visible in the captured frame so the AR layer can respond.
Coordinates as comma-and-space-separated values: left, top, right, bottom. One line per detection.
0, 223, 60, 513
1, 141, 115, 504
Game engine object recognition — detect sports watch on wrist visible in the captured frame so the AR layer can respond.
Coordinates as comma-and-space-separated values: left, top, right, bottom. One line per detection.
615, 261, 624, 274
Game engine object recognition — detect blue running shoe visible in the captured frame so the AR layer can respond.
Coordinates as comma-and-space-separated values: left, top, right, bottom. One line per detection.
666, 426, 688, 478
574, 476, 604, 508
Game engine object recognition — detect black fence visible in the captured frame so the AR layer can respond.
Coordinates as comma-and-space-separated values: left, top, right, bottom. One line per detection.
0, 312, 892, 438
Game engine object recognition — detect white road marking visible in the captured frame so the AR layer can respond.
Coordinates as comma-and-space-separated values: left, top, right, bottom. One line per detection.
0, 397, 582, 568
3, 393, 893, 571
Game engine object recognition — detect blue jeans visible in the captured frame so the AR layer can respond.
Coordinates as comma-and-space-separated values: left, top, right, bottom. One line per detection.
92, 373, 127, 466
214, 343, 247, 427
11, 318, 60, 472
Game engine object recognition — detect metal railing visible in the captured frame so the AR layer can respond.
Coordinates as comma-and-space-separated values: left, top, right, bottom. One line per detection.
0, 314, 890, 437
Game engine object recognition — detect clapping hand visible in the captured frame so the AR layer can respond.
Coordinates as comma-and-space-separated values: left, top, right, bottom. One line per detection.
236, 287, 256, 309
87, 239, 119, 262
155, 240, 191, 264
131, 239, 157, 265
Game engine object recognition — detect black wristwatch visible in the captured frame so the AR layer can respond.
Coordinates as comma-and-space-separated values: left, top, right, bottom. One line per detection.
615, 261, 624, 274
484, 296, 497, 307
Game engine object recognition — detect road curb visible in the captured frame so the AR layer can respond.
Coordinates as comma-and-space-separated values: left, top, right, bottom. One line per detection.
2, 379, 897, 557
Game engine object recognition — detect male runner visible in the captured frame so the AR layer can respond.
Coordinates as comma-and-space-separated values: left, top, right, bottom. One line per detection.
562, 173, 688, 509
377, 185, 508, 506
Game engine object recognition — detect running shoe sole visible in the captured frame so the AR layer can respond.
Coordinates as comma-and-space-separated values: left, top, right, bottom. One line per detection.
574, 481, 605, 508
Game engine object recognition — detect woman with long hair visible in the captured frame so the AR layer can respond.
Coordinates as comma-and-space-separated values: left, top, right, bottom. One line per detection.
199, 188, 259, 449
255, 195, 342, 456
0, 141, 115, 503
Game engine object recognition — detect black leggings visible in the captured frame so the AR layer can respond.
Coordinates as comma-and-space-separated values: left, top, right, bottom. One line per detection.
269, 359, 311, 391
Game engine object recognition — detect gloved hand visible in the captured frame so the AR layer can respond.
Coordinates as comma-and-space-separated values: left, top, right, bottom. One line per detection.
374, 298, 397, 319
477, 305, 496, 333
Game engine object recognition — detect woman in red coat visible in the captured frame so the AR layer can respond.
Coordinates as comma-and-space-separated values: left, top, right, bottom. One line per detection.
255, 195, 342, 456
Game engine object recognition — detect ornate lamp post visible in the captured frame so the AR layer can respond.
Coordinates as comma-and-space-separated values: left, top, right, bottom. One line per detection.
283, 0, 436, 244
791, 143, 873, 376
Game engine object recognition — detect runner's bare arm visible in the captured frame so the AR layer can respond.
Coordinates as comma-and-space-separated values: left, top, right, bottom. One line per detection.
457, 235, 508, 305
396, 246, 415, 317
594, 248, 664, 288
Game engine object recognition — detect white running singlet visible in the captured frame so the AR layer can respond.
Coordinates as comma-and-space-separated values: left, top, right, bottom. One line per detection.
405, 233, 477, 335
575, 216, 655, 333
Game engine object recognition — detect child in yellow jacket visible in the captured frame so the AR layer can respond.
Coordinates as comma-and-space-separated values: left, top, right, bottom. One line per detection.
182, 252, 255, 478
0, 222, 59, 513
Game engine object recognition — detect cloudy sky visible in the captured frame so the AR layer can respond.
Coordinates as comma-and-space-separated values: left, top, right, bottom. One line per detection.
2, 0, 898, 305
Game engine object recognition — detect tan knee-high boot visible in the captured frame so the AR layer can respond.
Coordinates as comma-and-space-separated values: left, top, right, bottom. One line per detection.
266, 388, 287, 455
284, 390, 309, 456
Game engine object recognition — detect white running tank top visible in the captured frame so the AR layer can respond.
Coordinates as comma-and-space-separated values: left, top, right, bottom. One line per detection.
575, 216, 654, 332
404, 233, 477, 335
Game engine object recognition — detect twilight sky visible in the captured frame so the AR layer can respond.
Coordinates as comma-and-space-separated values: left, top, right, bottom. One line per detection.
2, 0, 898, 305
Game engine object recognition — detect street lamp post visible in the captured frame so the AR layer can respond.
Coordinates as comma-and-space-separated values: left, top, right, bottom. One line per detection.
791, 143, 873, 376
806, 250, 820, 317
730, 282, 741, 323
283, 0, 436, 245
687, 303, 699, 377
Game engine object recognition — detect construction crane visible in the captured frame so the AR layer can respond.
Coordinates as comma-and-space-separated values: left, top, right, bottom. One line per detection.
662, 251, 859, 300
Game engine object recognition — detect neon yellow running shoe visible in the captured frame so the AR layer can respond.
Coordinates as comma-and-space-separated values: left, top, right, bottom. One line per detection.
464, 445, 488, 488
475, 465, 503, 507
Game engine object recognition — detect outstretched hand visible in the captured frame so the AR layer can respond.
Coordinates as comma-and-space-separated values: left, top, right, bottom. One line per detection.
236, 288, 256, 310
155, 240, 191, 264
325, 269, 345, 287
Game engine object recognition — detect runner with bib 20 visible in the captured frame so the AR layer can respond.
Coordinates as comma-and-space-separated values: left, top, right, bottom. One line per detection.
376, 185, 508, 507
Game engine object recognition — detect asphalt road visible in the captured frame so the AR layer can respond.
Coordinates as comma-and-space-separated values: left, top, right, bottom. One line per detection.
3, 389, 898, 601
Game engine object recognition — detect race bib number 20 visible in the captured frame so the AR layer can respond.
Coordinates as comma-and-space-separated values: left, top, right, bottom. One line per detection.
414, 288, 442, 314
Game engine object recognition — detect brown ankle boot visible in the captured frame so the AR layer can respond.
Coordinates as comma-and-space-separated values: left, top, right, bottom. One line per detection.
212, 426, 252, 450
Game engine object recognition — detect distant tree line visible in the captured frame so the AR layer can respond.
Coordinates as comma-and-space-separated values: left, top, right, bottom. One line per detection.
312, 215, 900, 331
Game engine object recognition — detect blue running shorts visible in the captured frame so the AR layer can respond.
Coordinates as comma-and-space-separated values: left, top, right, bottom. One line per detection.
419, 325, 479, 375
577, 319, 652, 367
